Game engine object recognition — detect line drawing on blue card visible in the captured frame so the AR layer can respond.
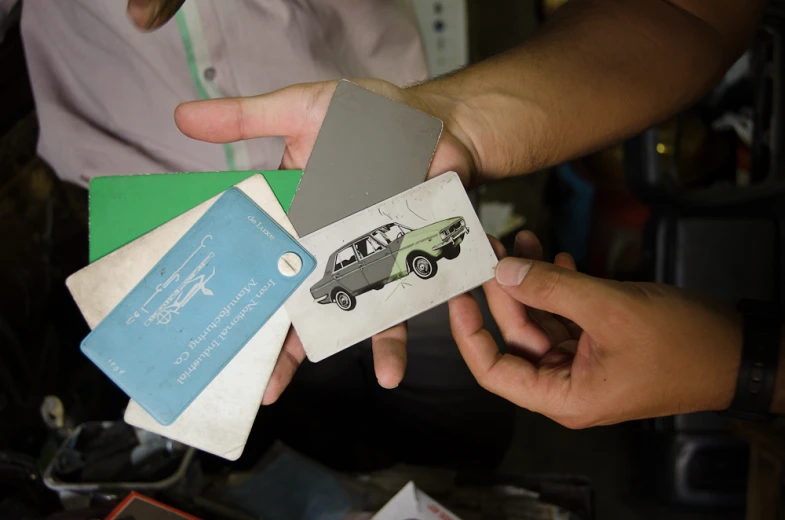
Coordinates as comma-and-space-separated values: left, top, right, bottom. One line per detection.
146, 250, 217, 326
146, 238, 215, 325
153, 263, 216, 325
126, 235, 217, 326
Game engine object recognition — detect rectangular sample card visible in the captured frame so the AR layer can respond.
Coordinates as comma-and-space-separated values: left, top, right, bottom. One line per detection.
79, 187, 314, 426
69, 176, 298, 459
286, 172, 497, 362
68, 176, 309, 459
287, 80, 443, 237
88, 170, 302, 262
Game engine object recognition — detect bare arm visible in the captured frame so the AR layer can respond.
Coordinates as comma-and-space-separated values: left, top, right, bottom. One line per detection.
171, 0, 769, 403
410, 0, 766, 182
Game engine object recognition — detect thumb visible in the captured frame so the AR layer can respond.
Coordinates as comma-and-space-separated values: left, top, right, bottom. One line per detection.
175, 82, 336, 144
495, 257, 617, 325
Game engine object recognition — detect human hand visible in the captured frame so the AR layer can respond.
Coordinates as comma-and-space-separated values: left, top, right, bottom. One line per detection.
174, 79, 476, 402
449, 230, 743, 427
126, 0, 186, 31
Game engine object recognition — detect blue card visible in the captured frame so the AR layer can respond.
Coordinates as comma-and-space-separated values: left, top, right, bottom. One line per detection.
80, 188, 315, 426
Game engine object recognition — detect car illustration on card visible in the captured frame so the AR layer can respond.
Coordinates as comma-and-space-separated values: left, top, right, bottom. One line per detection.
310, 217, 468, 310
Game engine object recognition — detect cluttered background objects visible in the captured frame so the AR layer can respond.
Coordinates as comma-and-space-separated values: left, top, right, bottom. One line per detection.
2, 1, 785, 519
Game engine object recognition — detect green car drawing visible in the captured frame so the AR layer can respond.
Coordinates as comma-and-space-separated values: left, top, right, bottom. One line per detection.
310, 217, 468, 311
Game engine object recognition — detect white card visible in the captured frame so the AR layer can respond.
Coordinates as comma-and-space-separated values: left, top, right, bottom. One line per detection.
66, 175, 293, 460
286, 172, 497, 362
372, 481, 462, 520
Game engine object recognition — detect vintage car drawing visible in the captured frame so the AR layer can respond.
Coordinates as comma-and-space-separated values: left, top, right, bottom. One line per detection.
310, 217, 468, 311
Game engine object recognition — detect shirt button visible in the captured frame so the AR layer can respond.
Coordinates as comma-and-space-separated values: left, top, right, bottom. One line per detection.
204, 67, 217, 81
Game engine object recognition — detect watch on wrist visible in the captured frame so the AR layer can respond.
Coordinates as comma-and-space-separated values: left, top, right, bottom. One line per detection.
723, 299, 781, 421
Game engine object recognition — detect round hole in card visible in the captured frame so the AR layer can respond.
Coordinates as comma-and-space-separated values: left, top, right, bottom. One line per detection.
278, 252, 303, 277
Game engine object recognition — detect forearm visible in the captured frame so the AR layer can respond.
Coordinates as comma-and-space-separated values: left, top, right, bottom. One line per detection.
409, 0, 764, 181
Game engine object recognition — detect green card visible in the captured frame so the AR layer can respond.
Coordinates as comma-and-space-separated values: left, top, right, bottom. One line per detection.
88, 170, 302, 263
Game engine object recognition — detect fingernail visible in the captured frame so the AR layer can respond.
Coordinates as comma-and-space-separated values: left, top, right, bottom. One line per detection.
496, 257, 531, 286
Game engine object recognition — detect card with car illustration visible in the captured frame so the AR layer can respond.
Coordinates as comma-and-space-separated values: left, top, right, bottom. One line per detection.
286, 171, 498, 362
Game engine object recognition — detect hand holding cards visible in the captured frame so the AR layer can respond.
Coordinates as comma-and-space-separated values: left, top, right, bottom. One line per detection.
283, 80, 496, 361
67, 80, 497, 460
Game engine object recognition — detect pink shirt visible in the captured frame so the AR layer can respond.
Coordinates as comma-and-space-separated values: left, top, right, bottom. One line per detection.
14, 0, 427, 187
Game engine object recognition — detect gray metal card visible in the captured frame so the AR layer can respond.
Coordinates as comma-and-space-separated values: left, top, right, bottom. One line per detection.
288, 80, 443, 237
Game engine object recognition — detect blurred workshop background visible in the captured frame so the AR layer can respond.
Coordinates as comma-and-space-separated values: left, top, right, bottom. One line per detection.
1, 1, 785, 519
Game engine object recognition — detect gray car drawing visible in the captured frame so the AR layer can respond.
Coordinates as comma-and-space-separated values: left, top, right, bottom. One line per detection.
310, 218, 468, 311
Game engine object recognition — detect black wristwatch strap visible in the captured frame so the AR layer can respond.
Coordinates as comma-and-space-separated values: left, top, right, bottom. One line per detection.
725, 299, 781, 421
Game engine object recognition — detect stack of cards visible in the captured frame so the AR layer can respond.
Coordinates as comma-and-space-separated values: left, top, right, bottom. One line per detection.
68, 175, 313, 460
67, 80, 498, 461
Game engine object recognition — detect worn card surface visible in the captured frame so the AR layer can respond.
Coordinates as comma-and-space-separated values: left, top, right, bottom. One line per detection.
79, 188, 315, 426
286, 172, 496, 362
67, 175, 300, 459
287, 80, 443, 237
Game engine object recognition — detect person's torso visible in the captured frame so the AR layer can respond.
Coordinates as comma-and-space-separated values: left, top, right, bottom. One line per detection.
21, 0, 428, 186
